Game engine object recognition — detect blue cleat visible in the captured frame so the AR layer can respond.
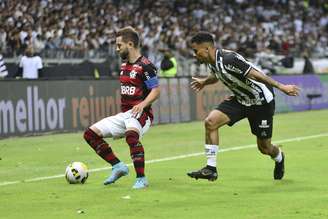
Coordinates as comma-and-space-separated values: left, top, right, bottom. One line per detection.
132, 177, 149, 189
104, 162, 129, 185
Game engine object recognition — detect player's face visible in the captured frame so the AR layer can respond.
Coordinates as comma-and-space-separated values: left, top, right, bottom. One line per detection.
191, 43, 210, 64
116, 36, 129, 60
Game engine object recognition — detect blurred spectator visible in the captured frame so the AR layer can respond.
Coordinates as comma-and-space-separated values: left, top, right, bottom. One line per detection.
0, 0, 326, 60
17, 46, 43, 79
0, 54, 8, 78
303, 53, 315, 74
33, 34, 45, 54
0, 27, 7, 53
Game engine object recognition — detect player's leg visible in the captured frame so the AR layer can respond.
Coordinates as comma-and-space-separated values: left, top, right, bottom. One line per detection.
256, 138, 279, 157
248, 101, 284, 179
188, 97, 245, 181
124, 111, 151, 189
83, 125, 121, 166
204, 109, 231, 166
125, 128, 144, 178
125, 127, 148, 189
187, 110, 229, 181
204, 109, 230, 144
256, 138, 285, 180
83, 113, 129, 185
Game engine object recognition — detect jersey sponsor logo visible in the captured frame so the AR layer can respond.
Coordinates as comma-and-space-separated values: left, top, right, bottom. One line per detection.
224, 64, 243, 74
239, 98, 263, 106
121, 85, 136, 95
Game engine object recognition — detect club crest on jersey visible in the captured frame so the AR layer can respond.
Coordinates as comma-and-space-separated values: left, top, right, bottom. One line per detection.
130, 70, 137, 79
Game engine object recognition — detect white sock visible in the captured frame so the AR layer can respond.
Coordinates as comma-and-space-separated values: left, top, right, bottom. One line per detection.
273, 148, 282, 163
205, 144, 219, 167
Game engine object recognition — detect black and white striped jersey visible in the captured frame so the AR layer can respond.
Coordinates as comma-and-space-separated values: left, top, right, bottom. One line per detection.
208, 49, 274, 106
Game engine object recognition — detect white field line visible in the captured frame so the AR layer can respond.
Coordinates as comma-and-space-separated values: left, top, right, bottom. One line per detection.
1, 133, 327, 187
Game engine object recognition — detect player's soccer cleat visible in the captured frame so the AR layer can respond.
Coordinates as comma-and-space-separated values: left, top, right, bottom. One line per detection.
187, 166, 218, 181
132, 177, 149, 189
104, 162, 129, 185
274, 152, 285, 180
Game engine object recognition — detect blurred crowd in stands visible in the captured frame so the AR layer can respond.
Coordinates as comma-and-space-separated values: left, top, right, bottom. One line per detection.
0, 0, 327, 60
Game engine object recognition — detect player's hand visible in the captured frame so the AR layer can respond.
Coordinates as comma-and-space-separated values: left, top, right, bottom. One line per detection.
190, 77, 205, 92
280, 84, 300, 96
131, 103, 145, 119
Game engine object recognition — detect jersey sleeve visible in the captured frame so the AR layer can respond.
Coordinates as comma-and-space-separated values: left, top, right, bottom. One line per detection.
223, 52, 252, 77
142, 64, 159, 89
208, 65, 219, 79
37, 57, 43, 69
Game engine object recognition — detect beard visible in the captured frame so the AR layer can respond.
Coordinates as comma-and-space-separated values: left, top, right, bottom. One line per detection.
197, 54, 210, 64
196, 57, 205, 64
119, 49, 129, 60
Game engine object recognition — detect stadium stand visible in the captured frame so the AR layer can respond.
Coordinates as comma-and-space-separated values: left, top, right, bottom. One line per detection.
0, 0, 327, 77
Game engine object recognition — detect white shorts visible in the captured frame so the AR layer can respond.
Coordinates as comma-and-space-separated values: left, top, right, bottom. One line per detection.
92, 110, 151, 139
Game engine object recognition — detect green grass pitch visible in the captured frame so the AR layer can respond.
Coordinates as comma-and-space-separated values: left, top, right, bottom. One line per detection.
0, 109, 328, 219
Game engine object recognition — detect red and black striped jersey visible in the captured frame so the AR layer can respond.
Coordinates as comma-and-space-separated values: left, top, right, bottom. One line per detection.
119, 56, 159, 119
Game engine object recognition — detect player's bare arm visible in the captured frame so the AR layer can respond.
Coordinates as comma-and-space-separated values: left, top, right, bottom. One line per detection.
246, 68, 300, 96
190, 74, 218, 92
131, 86, 160, 118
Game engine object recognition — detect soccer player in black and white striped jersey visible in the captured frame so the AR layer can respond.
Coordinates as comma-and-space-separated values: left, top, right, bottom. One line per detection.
187, 32, 300, 181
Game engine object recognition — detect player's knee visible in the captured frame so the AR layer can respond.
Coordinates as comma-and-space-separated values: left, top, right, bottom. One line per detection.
257, 146, 268, 154
204, 117, 217, 130
257, 142, 271, 155
125, 130, 140, 147
126, 131, 143, 160
83, 128, 104, 153
84, 128, 95, 142
84, 127, 102, 142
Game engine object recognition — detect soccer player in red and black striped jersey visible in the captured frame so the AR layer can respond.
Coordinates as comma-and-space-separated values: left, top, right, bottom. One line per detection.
83, 26, 160, 189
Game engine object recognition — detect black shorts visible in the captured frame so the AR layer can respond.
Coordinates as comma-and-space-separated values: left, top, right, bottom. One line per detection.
216, 97, 275, 139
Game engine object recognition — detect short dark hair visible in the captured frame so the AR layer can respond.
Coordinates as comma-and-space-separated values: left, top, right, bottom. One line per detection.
116, 26, 140, 48
190, 31, 215, 45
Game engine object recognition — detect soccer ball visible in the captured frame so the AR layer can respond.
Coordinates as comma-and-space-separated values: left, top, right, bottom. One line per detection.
65, 162, 89, 184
